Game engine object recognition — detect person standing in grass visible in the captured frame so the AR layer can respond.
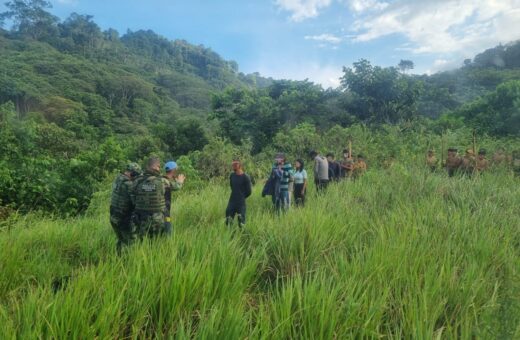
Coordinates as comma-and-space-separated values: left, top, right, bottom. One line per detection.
426, 150, 438, 172
354, 154, 367, 178
271, 153, 292, 213
475, 149, 489, 173
340, 149, 354, 179
326, 153, 341, 181
162, 161, 186, 235
310, 150, 329, 192
109, 162, 142, 254
461, 149, 476, 176
131, 157, 167, 239
226, 159, 252, 228
292, 159, 308, 207
445, 148, 462, 177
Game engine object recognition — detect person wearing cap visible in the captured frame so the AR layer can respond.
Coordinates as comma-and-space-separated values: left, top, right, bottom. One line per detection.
426, 150, 438, 172
226, 159, 252, 228
110, 162, 142, 254
445, 148, 462, 177
475, 149, 489, 172
270, 153, 293, 213
461, 149, 476, 175
309, 150, 329, 192
162, 161, 186, 235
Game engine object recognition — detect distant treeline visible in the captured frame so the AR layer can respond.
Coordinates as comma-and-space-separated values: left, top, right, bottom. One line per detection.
0, 0, 519, 216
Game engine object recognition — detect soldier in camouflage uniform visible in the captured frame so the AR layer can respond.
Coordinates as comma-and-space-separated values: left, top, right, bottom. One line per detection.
131, 157, 167, 239
445, 148, 462, 177
426, 150, 438, 172
475, 149, 489, 172
353, 154, 367, 178
461, 149, 476, 176
110, 162, 142, 254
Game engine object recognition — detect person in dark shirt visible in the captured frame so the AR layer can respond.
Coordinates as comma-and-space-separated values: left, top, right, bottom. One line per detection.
326, 153, 340, 181
226, 159, 252, 229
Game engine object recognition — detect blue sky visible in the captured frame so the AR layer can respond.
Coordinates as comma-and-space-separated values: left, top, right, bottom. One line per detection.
2, 0, 519, 87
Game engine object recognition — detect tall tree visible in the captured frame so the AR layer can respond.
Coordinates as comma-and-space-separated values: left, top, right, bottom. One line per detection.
398, 59, 414, 74
0, 0, 58, 40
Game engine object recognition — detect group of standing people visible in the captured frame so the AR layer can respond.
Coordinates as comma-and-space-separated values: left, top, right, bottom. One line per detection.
426, 147, 520, 177
259, 150, 367, 214
109, 157, 185, 254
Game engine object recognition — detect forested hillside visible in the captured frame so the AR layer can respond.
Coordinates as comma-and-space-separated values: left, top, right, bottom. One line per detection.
0, 0, 519, 216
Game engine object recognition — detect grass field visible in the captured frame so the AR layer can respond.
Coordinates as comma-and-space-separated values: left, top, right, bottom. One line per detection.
0, 165, 519, 339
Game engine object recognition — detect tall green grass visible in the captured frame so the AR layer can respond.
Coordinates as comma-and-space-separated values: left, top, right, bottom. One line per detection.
1, 166, 519, 338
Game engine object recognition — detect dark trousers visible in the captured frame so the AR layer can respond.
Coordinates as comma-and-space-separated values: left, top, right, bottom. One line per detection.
315, 179, 329, 193
294, 183, 305, 206
226, 201, 246, 227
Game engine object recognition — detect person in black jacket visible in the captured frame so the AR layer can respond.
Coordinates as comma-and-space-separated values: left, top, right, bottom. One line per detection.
226, 159, 252, 229
326, 153, 341, 181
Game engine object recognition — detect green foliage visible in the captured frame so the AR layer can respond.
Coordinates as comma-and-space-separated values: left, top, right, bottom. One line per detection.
340, 59, 422, 124
0, 166, 518, 338
447, 80, 520, 136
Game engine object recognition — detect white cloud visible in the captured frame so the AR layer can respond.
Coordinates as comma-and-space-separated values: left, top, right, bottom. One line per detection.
347, 0, 388, 13
350, 0, 520, 56
275, 0, 333, 21
305, 33, 342, 43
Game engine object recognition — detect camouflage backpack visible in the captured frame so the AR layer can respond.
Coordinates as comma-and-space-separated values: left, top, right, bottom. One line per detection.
133, 174, 165, 213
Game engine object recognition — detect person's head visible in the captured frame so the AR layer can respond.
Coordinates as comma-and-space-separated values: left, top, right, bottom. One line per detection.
465, 149, 474, 157
125, 162, 142, 179
427, 150, 434, 156
495, 148, 505, 154
147, 157, 161, 173
164, 161, 178, 178
232, 159, 242, 172
295, 159, 304, 171
309, 150, 318, 159
357, 154, 364, 160
342, 149, 349, 159
326, 153, 335, 162
478, 149, 486, 158
448, 148, 457, 157
274, 153, 285, 165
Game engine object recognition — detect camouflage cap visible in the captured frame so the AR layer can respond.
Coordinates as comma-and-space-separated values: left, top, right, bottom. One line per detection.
466, 149, 475, 155
126, 162, 142, 174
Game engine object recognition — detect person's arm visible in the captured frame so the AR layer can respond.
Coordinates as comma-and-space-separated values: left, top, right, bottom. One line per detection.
163, 178, 172, 218
302, 170, 308, 193
244, 175, 252, 198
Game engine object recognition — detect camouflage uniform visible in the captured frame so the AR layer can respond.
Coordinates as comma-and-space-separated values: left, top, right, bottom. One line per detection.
353, 157, 367, 178
475, 149, 489, 172
110, 163, 141, 253
461, 150, 476, 176
426, 153, 438, 172
131, 169, 167, 239
446, 149, 462, 177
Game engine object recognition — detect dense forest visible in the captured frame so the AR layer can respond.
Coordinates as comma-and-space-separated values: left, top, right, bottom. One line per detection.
0, 0, 519, 216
